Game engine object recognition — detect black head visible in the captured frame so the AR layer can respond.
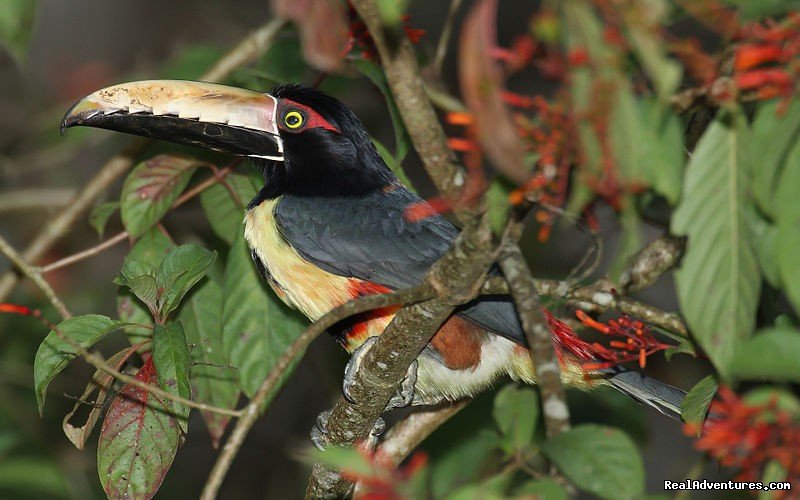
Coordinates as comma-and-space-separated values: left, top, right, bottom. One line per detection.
253, 84, 396, 201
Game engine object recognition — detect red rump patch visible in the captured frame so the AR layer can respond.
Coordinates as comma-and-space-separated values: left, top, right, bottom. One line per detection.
278, 99, 340, 133
342, 280, 397, 348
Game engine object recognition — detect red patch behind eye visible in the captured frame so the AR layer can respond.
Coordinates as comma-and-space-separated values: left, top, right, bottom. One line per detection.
279, 99, 340, 133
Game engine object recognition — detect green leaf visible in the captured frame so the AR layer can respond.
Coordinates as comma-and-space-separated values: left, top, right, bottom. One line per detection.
730, 327, 800, 383
375, 0, 409, 26
0, 0, 37, 65
120, 155, 203, 238
178, 279, 239, 447
492, 385, 538, 454
776, 140, 800, 313
751, 99, 800, 217
681, 375, 718, 433
114, 273, 159, 314
89, 201, 120, 238
512, 478, 568, 500
353, 59, 411, 163
609, 201, 642, 280
152, 322, 191, 433
305, 446, 374, 478
759, 461, 787, 500
97, 356, 180, 500
125, 227, 175, 268
199, 173, 259, 244
33, 315, 121, 414
672, 110, 760, 378
222, 231, 306, 397
485, 178, 513, 236
117, 229, 175, 344
541, 424, 644, 499
640, 99, 684, 204
429, 429, 502, 498
372, 138, 416, 193
749, 210, 781, 288
156, 244, 216, 318
620, 1, 682, 100
723, 0, 800, 20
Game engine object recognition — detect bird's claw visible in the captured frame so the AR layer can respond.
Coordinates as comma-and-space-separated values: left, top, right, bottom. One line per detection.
343, 336, 419, 410
311, 409, 332, 451
310, 408, 386, 453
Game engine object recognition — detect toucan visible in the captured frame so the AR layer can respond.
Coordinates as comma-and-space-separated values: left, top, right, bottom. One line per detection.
62, 80, 686, 438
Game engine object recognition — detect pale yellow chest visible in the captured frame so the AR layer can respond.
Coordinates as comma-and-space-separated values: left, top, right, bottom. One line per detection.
243, 198, 354, 320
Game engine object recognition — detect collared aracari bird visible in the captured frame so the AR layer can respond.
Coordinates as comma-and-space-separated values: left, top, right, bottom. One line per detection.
62, 80, 686, 423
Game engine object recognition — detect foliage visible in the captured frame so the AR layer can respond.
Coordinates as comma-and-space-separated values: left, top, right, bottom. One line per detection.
3, 0, 800, 498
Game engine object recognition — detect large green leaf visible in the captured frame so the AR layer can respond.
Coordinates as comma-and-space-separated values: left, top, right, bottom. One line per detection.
120, 155, 203, 238
222, 232, 307, 397
152, 322, 192, 433
681, 375, 718, 433
33, 315, 123, 414
672, 110, 760, 378
178, 279, 239, 447
199, 173, 259, 244
730, 327, 800, 383
0, 0, 37, 65
97, 357, 180, 500
156, 244, 216, 318
512, 478, 568, 500
775, 140, 800, 313
751, 99, 800, 218
492, 385, 538, 455
541, 424, 644, 499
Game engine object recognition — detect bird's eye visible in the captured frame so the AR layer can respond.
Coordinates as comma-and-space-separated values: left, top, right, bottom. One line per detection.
284, 110, 304, 129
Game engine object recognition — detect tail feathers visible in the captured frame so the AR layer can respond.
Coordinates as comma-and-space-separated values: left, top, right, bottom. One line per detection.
601, 367, 686, 421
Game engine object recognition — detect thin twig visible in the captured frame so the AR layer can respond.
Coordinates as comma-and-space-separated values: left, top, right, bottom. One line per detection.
375, 400, 469, 466
200, 284, 436, 500
36, 165, 235, 274
0, 234, 71, 319
0, 18, 287, 301
38, 232, 128, 274
432, 0, 464, 77
0, 189, 76, 213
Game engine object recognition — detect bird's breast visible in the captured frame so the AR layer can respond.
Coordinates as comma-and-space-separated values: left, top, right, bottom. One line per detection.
244, 198, 355, 320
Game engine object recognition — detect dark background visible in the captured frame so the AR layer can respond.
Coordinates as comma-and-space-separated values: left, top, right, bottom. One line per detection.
0, 1, 717, 498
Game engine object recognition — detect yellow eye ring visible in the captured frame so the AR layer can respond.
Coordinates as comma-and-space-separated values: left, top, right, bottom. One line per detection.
284, 110, 304, 129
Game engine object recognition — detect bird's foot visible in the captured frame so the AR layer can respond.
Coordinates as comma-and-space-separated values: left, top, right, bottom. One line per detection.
310, 408, 386, 452
343, 336, 419, 410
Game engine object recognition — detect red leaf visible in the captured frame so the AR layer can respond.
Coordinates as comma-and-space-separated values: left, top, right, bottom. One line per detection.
97, 356, 181, 500
273, 0, 349, 71
458, 0, 529, 184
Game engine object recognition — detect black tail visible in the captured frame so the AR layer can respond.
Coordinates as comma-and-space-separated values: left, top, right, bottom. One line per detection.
600, 367, 686, 421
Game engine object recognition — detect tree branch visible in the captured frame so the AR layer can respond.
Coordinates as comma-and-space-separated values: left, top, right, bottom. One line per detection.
0, 234, 71, 320
200, 284, 435, 500
305, 217, 497, 499
499, 242, 570, 437
0, 188, 76, 213
0, 18, 287, 301
350, 0, 470, 213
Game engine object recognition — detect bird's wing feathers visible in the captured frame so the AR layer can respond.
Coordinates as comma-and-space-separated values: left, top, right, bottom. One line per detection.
274, 186, 527, 344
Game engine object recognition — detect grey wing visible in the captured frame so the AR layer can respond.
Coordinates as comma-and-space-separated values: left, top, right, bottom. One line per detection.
274, 187, 527, 344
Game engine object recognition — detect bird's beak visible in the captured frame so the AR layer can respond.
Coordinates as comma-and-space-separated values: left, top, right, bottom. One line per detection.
62, 80, 284, 161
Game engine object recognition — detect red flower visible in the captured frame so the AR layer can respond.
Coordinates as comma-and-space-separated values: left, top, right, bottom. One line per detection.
686, 387, 800, 493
